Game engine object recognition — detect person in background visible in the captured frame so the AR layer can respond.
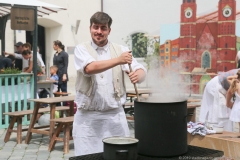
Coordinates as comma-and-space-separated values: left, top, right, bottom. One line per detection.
235, 50, 240, 68
73, 12, 146, 156
37, 46, 45, 74
199, 69, 240, 132
5, 43, 43, 74
4, 42, 23, 70
53, 40, 69, 106
0, 55, 15, 70
39, 65, 59, 107
228, 79, 240, 132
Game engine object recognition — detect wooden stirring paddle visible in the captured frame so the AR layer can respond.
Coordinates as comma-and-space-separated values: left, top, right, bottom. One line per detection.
128, 64, 140, 101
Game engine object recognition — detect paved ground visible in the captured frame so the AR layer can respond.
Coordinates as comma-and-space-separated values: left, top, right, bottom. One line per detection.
0, 125, 135, 160
0, 122, 135, 160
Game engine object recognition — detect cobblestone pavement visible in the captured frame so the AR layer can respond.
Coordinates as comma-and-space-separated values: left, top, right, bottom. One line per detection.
0, 127, 74, 160
0, 121, 135, 160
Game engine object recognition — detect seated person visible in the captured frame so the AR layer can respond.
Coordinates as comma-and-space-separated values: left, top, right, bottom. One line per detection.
39, 65, 59, 107
0, 55, 15, 70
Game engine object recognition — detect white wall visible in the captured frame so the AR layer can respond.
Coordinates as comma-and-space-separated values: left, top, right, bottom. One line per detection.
37, 0, 101, 77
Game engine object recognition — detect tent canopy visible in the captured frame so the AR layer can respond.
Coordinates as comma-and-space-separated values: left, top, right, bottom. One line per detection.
0, 0, 66, 17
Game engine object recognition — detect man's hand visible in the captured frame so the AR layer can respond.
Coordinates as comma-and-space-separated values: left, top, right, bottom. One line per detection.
226, 101, 233, 109
127, 69, 146, 84
118, 51, 132, 65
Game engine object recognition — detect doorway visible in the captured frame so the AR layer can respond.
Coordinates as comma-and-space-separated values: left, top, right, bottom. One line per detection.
26, 25, 46, 64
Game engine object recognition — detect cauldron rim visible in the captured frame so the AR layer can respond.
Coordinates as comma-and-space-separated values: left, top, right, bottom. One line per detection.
134, 99, 187, 104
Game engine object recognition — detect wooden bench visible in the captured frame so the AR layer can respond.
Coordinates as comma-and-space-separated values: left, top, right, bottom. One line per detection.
48, 116, 74, 153
53, 92, 71, 97
4, 106, 70, 144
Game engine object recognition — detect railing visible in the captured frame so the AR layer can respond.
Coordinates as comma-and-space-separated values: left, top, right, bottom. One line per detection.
0, 73, 34, 129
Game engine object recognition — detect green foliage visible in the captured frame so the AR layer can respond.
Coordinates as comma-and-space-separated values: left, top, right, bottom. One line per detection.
0, 68, 21, 74
123, 33, 160, 70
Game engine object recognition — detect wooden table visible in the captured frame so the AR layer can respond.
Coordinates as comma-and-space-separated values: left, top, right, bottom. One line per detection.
126, 89, 152, 96
37, 80, 56, 97
188, 131, 240, 158
126, 89, 152, 102
25, 96, 75, 144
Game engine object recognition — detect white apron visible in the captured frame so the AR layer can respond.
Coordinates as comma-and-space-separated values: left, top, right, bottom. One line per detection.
72, 107, 130, 156
199, 76, 233, 131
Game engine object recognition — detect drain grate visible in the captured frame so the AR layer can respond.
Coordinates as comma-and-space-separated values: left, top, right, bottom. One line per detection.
69, 145, 224, 160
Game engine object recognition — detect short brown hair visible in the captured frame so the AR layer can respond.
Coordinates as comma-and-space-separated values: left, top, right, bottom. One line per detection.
22, 43, 32, 50
90, 12, 112, 28
50, 65, 58, 72
22, 49, 31, 55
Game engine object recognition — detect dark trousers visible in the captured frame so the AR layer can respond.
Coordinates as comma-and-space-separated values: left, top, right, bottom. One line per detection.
57, 82, 68, 106
39, 89, 48, 107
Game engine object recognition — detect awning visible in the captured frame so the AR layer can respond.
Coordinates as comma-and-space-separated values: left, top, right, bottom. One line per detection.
0, 0, 66, 17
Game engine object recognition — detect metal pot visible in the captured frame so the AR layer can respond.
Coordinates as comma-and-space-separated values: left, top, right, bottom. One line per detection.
102, 137, 138, 160
134, 99, 188, 157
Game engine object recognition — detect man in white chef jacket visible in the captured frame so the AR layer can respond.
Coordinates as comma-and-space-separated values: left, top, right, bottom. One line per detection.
73, 12, 147, 156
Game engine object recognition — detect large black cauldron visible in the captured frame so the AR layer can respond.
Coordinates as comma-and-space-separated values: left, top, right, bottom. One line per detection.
134, 99, 188, 157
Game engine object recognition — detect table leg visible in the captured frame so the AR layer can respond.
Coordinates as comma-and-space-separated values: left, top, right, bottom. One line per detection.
25, 102, 40, 144
69, 101, 74, 116
49, 103, 56, 140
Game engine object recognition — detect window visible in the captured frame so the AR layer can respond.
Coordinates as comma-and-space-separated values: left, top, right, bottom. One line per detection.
186, 66, 189, 70
161, 56, 164, 60
224, 66, 227, 71
188, 0, 191, 2
201, 51, 210, 68
166, 56, 169, 59
225, 43, 228, 48
131, 33, 147, 58
166, 48, 169, 52
172, 48, 175, 52
225, 51, 228, 55
187, 44, 189, 48
172, 56, 175, 60
166, 41, 169, 44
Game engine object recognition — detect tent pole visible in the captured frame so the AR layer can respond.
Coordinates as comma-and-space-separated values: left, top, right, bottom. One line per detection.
33, 6, 38, 98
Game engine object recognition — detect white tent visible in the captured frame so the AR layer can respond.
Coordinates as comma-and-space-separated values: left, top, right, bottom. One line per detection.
0, 0, 66, 17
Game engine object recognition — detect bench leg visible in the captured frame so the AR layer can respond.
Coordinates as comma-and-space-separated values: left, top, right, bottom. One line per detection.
63, 124, 70, 154
48, 123, 63, 152
4, 116, 17, 143
17, 116, 23, 144
25, 102, 40, 144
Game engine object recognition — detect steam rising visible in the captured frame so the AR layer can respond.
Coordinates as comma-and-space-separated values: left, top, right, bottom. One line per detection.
143, 58, 190, 103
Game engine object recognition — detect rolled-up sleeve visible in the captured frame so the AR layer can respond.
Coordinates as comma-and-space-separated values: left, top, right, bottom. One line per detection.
74, 44, 96, 76
14, 53, 23, 59
120, 46, 147, 74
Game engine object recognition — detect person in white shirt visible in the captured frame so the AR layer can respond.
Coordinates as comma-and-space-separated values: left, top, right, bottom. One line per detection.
5, 43, 45, 73
235, 50, 240, 68
73, 12, 146, 156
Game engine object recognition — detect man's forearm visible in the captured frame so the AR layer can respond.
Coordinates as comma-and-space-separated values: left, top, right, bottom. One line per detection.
84, 58, 120, 75
135, 69, 146, 83
226, 88, 234, 108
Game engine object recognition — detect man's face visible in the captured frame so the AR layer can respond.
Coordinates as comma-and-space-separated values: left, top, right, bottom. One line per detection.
23, 46, 30, 51
16, 46, 23, 53
22, 54, 31, 60
90, 23, 111, 47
